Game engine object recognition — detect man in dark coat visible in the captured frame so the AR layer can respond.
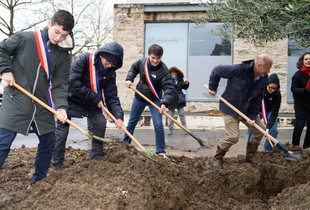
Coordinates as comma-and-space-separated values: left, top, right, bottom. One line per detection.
0, 10, 74, 184
208, 54, 273, 169
123, 44, 176, 158
291, 52, 310, 148
167, 66, 189, 135
247, 73, 281, 151
52, 41, 124, 169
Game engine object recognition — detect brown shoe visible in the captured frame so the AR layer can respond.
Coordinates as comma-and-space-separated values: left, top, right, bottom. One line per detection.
245, 142, 262, 165
211, 146, 226, 169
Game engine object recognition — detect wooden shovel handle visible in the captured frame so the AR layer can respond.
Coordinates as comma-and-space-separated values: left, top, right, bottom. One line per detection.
0, 77, 88, 136
101, 106, 147, 152
130, 86, 191, 133
203, 84, 279, 145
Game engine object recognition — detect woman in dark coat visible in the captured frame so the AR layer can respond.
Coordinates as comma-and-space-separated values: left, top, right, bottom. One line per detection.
167, 66, 189, 135
291, 52, 310, 148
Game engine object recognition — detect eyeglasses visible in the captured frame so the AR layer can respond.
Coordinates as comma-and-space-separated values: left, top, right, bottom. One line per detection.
268, 85, 278, 91
104, 59, 116, 68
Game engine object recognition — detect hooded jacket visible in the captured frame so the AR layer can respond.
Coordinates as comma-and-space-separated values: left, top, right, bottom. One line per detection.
67, 42, 124, 120
0, 27, 74, 135
168, 67, 189, 109
126, 58, 176, 106
209, 60, 268, 120
262, 73, 281, 129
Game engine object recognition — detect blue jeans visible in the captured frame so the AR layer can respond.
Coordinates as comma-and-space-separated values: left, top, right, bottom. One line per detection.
247, 112, 278, 152
0, 122, 55, 184
123, 97, 165, 154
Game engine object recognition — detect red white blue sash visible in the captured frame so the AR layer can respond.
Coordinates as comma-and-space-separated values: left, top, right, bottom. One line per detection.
89, 53, 113, 123
89, 53, 99, 93
144, 59, 161, 100
261, 98, 269, 125
34, 31, 54, 109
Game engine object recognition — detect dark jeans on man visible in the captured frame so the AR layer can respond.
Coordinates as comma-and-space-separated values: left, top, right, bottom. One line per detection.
0, 122, 55, 184
52, 113, 106, 169
123, 97, 165, 154
292, 118, 310, 149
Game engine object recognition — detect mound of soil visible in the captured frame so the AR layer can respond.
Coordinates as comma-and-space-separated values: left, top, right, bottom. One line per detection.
0, 141, 310, 209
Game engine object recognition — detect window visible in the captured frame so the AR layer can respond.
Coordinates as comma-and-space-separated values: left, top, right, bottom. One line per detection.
145, 22, 232, 101
287, 38, 310, 103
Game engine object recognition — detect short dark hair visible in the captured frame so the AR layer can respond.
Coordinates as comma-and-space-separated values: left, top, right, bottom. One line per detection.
148, 44, 163, 57
51, 10, 74, 32
297, 52, 310, 69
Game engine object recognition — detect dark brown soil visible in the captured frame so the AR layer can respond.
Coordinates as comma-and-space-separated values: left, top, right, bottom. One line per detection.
0, 141, 309, 210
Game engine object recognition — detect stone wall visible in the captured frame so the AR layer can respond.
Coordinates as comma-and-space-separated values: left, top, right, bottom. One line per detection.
113, 3, 294, 114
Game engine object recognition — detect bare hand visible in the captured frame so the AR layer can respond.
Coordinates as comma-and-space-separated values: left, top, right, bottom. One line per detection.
208, 89, 216, 96
159, 104, 166, 114
246, 119, 255, 126
184, 79, 189, 85
56, 109, 67, 124
97, 101, 104, 109
266, 129, 269, 134
2, 72, 15, 86
125, 81, 133, 88
114, 119, 124, 128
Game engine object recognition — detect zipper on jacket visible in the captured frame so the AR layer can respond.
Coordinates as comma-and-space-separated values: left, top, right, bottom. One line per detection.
26, 61, 41, 136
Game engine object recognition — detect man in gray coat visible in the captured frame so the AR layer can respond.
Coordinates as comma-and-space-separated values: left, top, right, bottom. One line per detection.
0, 10, 74, 184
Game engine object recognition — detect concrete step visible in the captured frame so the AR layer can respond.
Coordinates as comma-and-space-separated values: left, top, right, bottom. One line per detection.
107, 112, 295, 129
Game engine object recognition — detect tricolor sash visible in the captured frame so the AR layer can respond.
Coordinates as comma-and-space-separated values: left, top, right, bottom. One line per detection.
89, 53, 113, 123
261, 98, 269, 125
144, 59, 161, 100
34, 31, 54, 109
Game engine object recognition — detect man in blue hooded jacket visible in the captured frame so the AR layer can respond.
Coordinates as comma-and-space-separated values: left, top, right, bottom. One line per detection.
52, 42, 124, 169
208, 54, 273, 169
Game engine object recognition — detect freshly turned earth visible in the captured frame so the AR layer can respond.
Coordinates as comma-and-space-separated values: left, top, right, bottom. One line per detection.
0, 140, 309, 209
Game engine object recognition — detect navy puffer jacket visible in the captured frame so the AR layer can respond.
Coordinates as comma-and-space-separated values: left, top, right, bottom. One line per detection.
209, 60, 268, 120
67, 42, 124, 120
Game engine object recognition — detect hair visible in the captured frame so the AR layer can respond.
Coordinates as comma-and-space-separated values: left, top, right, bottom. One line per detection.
51, 10, 74, 32
148, 44, 163, 57
296, 52, 310, 69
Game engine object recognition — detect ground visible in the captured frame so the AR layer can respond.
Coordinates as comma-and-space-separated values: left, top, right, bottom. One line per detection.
1, 140, 310, 209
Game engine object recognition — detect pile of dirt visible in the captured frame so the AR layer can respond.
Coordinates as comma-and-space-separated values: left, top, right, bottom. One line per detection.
0, 141, 310, 209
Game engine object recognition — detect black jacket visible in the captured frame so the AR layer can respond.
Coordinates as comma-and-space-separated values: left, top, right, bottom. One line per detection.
169, 77, 189, 109
262, 89, 281, 129
209, 60, 268, 120
262, 73, 281, 129
67, 42, 124, 120
126, 58, 176, 106
291, 69, 310, 120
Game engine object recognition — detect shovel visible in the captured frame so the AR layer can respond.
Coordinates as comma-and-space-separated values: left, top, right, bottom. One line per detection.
0, 77, 110, 142
130, 86, 209, 147
203, 84, 301, 160
100, 106, 156, 161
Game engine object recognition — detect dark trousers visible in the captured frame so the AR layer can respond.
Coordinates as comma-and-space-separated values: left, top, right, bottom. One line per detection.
0, 122, 55, 184
52, 113, 106, 168
292, 118, 310, 149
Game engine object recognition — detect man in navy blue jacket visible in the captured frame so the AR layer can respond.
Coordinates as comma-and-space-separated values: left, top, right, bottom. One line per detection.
208, 54, 273, 169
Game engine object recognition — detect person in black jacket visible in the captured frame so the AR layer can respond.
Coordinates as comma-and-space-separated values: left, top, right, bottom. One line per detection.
208, 54, 273, 169
167, 66, 189, 135
247, 73, 281, 151
52, 42, 124, 169
123, 44, 175, 158
291, 52, 310, 149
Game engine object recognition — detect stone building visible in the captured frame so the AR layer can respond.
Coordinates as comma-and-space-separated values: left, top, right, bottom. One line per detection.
112, 2, 304, 118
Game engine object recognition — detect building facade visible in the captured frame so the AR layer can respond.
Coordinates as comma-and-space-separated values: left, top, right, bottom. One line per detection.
113, 2, 304, 115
